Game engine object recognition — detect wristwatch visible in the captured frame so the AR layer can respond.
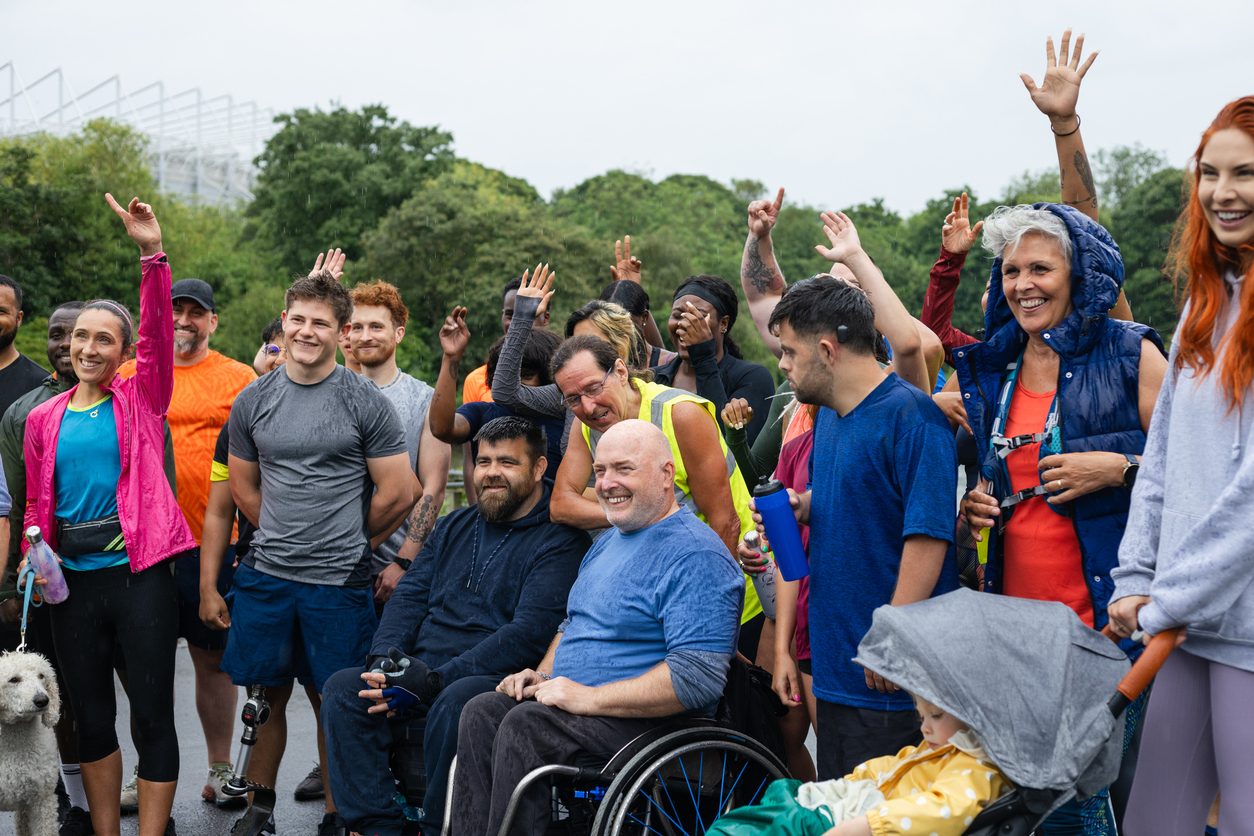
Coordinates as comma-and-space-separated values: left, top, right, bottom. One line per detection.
1121, 454, 1140, 488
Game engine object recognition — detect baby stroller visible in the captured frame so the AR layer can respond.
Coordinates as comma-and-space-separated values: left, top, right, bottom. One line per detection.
851, 588, 1176, 835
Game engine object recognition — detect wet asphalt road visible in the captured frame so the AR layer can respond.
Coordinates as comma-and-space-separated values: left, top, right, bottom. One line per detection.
0, 640, 327, 836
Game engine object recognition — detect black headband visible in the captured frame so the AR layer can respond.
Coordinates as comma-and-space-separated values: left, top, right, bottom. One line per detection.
672, 282, 728, 319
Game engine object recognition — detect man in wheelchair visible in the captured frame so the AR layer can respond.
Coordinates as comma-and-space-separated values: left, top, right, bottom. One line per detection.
449, 419, 745, 835
320, 417, 591, 836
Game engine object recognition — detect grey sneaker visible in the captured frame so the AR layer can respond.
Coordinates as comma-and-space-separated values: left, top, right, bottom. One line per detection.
119, 767, 139, 815
293, 763, 324, 801
229, 811, 276, 836
204, 762, 246, 810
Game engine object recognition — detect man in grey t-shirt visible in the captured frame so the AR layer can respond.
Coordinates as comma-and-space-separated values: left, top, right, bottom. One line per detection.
224, 271, 417, 832
348, 281, 451, 606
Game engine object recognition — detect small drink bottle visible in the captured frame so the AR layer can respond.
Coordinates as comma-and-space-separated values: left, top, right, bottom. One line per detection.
24, 526, 70, 604
752, 478, 809, 582
742, 531, 776, 619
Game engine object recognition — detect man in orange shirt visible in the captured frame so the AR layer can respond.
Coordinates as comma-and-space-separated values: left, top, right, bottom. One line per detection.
119, 277, 256, 809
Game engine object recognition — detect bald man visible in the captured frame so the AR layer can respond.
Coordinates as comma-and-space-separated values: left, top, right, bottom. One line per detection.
449, 420, 744, 835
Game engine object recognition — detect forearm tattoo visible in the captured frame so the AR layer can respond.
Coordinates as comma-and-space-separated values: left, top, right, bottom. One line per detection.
405, 495, 437, 549
1070, 150, 1099, 211
744, 237, 784, 294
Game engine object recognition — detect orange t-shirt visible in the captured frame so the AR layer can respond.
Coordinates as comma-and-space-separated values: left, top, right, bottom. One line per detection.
119, 350, 255, 543
1000, 377, 1094, 627
461, 363, 493, 404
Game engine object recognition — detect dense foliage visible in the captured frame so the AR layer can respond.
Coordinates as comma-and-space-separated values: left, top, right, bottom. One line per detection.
2, 107, 1186, 379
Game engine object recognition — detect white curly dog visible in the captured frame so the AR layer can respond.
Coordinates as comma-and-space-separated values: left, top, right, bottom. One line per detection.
0, 650, 61, 836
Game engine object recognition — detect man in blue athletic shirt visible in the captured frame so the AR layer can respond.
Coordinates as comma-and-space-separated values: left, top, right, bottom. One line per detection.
766, 275, 959, 779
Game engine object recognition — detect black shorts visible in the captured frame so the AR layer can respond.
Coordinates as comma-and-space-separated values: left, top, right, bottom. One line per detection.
174, 547, 236, 651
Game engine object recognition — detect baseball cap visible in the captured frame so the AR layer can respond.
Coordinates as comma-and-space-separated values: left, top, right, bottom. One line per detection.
171, 278, 216, 312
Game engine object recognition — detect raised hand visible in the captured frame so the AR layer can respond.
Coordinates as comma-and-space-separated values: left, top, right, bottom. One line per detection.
609, 236, 642, 283
519, 263, 556, 319
814, 211, 864, 264
940, 193, 984, 255
747, 187, 785, 239
311, 248, 347, 280
105, 193, 162, 257
439, 306, 471, 360
1020, 29, 1097, 128
720, 398, 754, 431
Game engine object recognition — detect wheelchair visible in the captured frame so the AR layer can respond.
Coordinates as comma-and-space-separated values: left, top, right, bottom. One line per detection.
442, 716, 789, 836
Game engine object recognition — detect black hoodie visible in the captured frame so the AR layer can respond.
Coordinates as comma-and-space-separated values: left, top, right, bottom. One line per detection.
369, 482, 590, 684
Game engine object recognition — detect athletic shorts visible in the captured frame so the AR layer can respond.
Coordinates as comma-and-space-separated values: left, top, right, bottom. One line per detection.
221, 563, 376, 692
174, 547, 237, 651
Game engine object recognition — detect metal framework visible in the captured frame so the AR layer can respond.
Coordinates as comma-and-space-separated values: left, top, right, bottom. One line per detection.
0, 62, 277, 205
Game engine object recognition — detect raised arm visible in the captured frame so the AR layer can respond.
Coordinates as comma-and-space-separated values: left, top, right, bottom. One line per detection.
610, 236, 669, 353
740, 188, 788, 358
490, 264, 566, 418
430, 307, 476, 445
1021, 29, 1132, 320
920, 193, 983, 365
816, 212, 929, 392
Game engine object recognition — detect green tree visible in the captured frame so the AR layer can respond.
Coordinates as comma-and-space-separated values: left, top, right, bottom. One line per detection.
1110, 167, 1187, 334
245, 105, 454, 270
1094, 145, 1169, 211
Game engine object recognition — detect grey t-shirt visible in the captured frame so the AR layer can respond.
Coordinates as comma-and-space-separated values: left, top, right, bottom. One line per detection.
228, 365, 407, 586
374, 371, 435, 570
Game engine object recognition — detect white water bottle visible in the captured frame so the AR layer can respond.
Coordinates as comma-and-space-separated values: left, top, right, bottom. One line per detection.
743, 531, 776, 620
24, 526, 69, 604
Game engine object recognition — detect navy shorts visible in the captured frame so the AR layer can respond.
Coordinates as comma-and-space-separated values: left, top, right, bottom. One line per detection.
222, 563, 377, 692
175, 547, 237, 651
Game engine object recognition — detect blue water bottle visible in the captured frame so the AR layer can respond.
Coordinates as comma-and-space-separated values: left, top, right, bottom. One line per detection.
752, 478, 808, 582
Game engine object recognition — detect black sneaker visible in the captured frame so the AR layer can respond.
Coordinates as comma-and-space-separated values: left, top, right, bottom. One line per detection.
230, 811, 276, 836
162, 818, 176, 836
59, 807, 94, 836
317, 812, 347, 836
293, 763, 325, 801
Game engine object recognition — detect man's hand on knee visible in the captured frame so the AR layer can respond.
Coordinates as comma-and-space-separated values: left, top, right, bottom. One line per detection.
496, 669, 547, 702
533, 677, 596, 715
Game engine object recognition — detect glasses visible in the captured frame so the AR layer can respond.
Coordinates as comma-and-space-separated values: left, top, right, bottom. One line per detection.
561, 367, 614, 409
262, 343, 283, 356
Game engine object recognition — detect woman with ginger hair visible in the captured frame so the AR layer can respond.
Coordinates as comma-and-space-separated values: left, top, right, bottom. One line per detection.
1108, 96, 1254, 835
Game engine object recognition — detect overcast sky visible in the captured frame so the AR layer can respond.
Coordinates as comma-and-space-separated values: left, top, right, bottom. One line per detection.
4, 0, 1252, 215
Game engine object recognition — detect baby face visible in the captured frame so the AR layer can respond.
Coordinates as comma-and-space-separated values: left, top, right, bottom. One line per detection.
916, 698, 967, 749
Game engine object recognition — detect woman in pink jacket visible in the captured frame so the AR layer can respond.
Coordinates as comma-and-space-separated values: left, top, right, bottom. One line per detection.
22, 194, 195, 836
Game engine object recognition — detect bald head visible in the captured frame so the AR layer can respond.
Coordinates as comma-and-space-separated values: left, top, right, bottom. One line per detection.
593, 419, 678, 532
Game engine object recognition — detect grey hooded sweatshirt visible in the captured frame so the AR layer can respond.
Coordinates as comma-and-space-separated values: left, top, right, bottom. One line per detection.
1112, 270, 1254, 671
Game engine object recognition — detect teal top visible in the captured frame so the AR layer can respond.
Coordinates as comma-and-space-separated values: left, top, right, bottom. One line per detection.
55, 395, 128, 571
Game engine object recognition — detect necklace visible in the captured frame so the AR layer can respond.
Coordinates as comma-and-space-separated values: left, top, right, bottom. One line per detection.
465, 519, 514, 591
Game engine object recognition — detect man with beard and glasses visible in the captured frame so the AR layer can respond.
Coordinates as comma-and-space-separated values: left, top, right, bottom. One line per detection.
0, 276, 52, 417
348, 281, 450, 610
320, 416, 589, 836
451, 420, 743, 836
117, 276, 256, 809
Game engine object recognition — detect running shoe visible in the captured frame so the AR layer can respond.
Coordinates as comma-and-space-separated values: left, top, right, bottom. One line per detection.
293, 763, 325, 801
59, 807, 94, 836
204, 762, 246, 809
119, 767, 138, 815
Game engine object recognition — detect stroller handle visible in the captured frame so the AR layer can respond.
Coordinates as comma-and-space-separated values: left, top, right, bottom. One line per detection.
1101, 625, 1183, 715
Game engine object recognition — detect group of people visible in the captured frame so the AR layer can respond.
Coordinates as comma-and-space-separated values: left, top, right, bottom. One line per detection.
0, 29, 1251, 836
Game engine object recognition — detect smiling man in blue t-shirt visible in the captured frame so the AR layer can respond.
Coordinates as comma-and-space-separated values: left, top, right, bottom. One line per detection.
768, 274, 958, 779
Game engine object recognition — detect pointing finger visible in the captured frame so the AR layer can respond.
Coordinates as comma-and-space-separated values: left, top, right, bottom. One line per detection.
772, 187, 785, 213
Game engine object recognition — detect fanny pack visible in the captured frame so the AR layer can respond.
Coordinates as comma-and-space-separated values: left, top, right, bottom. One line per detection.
57, 514, 125, 558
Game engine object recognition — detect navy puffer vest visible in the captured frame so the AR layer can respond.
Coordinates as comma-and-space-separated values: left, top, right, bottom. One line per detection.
954, 204, 1165, 630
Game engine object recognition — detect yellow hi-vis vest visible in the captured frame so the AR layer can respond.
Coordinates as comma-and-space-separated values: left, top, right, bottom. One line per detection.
581, 378, 762, 624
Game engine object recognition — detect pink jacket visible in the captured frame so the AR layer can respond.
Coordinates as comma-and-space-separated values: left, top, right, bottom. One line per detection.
23, 253, 196, 572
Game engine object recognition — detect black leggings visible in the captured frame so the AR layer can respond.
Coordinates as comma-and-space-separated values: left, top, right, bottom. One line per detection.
50, 562, 179, 781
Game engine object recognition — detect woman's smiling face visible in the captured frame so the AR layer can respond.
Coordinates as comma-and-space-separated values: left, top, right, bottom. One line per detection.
1001, 232, 1073, 335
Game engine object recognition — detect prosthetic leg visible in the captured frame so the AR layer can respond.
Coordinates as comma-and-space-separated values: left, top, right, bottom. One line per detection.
223, 686, 278, 836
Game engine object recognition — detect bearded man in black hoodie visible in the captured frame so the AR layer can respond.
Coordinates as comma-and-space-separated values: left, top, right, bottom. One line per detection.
320, 416, 589, 836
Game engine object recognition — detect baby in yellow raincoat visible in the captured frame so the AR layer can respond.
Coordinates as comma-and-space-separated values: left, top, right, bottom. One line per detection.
812, 695, 1009, 836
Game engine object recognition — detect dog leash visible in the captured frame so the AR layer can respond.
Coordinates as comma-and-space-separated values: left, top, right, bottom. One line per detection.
15, 561, 40, 652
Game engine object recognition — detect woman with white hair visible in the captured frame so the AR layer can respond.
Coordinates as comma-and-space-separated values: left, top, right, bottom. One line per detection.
956, 200, 1166, 834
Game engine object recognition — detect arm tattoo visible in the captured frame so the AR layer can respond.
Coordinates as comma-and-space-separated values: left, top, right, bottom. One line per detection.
404, 495, 437, 549
744, 237, 783, 294
1071, 150, 1099, 210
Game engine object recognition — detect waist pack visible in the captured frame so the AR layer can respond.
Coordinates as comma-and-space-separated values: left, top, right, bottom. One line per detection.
57, 514, 125, 558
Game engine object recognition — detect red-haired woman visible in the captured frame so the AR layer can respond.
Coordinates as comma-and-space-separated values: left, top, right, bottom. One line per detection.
1109, 96, 1254, 834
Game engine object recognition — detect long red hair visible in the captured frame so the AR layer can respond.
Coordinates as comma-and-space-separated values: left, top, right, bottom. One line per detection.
1170, 96, 1254, 408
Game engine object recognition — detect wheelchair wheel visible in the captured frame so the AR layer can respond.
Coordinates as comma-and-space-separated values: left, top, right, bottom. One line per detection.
591, 726, 788, 835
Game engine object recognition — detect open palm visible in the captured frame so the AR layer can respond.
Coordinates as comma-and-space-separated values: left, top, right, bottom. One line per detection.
1021, 30, 1097, 121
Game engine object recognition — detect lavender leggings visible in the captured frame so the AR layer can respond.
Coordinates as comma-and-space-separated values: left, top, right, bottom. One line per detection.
1123, 649, 1254, 836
